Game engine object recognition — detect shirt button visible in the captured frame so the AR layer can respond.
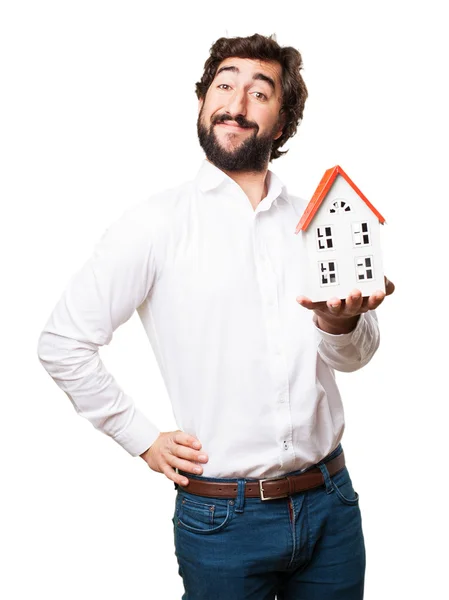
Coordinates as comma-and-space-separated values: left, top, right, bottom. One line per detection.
283, 441, 289, 450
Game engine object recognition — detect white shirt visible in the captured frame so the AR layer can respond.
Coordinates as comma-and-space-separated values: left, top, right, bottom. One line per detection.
37, 159, 380, 479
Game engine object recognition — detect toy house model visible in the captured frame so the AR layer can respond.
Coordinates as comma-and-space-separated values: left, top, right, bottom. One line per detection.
295, 165, 386, 302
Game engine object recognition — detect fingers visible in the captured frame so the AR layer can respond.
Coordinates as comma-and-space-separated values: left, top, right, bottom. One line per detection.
344, 290, 363, 315
296, 295, 327, 311
297, 282, 393, 318
323, 291, 363, 317
144, 431, 209, 487
298, 291, 365, 315
174, 430, 202, 451
364, 276, 394, 309
170, 442, 209, 472
385, 276, 395, 296
326, 297, 341, 315
366, 290, 386, 311
296, 295, 313, 309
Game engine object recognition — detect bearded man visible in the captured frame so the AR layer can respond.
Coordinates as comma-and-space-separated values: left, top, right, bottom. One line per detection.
38, 33, 394, 599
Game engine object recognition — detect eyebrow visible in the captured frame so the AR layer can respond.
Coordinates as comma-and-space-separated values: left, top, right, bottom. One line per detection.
215, 65, 276, 92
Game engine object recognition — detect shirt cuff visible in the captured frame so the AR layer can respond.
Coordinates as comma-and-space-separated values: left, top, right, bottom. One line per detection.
112, 407, 161, 457
312, 312, 365, 348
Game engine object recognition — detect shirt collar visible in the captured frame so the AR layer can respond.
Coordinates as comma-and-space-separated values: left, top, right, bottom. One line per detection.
195, 159, 291, 207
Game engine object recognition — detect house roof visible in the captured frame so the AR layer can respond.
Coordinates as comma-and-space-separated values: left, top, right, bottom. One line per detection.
295, 165, 386, 233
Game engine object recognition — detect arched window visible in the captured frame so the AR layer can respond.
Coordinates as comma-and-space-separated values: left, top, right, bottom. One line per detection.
329, 199, 352, 214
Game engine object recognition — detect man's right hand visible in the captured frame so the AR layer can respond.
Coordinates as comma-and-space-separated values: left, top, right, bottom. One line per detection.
139, 430, 209, 487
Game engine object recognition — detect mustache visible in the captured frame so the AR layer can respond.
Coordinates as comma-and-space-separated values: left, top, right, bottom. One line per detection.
212, 114, 258, 130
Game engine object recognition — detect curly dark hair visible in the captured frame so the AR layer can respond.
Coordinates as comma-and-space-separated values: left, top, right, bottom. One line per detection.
195, 33, 308, 161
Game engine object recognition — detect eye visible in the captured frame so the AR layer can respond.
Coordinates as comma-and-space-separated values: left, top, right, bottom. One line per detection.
217, 84, 231, 90
252, 91, 267, 101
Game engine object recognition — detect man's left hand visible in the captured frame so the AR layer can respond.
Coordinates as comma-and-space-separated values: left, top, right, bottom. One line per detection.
296, 276, 395, 335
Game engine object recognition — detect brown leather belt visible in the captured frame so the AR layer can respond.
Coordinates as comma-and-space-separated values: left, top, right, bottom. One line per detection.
178, 451, 345, 501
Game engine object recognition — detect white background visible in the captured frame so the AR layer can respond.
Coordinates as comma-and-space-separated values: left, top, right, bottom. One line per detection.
1, 1, 447, 598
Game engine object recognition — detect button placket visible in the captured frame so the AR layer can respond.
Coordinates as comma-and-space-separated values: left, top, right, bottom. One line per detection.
253, 216, 295, 466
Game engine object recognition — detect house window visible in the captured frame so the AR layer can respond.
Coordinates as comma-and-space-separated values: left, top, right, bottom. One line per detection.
355, 256, 374, 281
316, 225, 334, 250
319, 260, 338, 286
329, 199, 352, 214
352, 221, 371, 246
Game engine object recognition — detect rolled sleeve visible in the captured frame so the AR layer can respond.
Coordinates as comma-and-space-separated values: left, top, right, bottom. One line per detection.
313, 310, 380, 372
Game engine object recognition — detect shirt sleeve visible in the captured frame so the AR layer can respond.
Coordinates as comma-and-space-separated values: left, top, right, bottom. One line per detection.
37, 203, 161, 456
312, 310, 380, 373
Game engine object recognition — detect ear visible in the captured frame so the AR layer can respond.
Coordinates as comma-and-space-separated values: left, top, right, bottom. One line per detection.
273, 111, 286, 140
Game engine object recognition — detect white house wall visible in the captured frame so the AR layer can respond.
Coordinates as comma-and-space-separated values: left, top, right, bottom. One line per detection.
298, 176, 385, 302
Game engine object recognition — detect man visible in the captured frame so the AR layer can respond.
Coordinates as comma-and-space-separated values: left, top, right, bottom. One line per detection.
38, 33, 394, 599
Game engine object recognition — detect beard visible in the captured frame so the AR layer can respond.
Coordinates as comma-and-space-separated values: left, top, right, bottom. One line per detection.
197, 109, 279, 173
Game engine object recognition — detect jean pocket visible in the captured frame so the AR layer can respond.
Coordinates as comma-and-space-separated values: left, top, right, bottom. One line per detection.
175, 492, 235, 535
331, 467, 360, 506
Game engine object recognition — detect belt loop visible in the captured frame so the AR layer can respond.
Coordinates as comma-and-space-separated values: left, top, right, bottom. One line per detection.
235, 479, 246, 513
317, 462, 334, 495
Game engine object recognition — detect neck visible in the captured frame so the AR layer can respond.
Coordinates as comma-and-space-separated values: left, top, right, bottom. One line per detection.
207, 159, 269, 210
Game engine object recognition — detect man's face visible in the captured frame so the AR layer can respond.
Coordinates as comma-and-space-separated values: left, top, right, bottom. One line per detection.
197, 57, 284, 172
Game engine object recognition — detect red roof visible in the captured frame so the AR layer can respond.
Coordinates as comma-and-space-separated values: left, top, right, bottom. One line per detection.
295, 165, 386, 233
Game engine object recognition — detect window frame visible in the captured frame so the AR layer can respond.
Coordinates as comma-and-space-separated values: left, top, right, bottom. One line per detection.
319, 260, 339, 287
352, 221, 371, 247
315, 224, 334, 251
355, 255, 374, 281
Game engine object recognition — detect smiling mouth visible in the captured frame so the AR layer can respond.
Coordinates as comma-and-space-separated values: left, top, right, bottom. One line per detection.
216, 122, 253, 131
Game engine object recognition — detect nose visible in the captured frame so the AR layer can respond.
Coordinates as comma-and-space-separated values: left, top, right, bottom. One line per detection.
225, 88, 247, 117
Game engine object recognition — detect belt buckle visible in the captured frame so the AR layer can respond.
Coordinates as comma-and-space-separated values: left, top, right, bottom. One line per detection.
259, 477, 289, 501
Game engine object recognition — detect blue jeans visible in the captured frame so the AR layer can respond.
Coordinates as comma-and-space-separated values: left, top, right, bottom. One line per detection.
172, 444, 365, 599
